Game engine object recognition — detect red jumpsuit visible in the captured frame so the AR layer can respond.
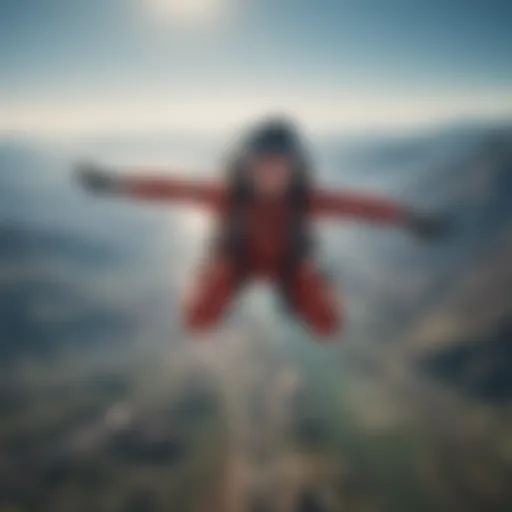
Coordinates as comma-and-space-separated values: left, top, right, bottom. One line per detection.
118, 174, 407, 337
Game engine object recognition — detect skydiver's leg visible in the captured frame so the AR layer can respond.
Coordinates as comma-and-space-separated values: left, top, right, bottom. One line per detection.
286, 260, 343, 338
182, 255, 241, 334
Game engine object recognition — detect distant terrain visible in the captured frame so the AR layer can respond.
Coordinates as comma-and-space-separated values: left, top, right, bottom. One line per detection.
0, 122, 511, 511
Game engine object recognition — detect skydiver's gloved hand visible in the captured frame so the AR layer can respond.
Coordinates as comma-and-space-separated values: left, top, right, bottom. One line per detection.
76, 163, 121, 195
406, 210, 452, 240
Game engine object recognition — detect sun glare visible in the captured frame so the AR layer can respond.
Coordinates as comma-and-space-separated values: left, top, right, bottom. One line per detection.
144, 0, 233, 27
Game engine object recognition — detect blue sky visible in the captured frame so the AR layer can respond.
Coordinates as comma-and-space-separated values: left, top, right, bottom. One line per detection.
1, 0, 511, 137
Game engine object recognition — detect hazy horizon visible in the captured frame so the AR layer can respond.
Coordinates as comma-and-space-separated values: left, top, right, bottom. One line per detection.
1, 0, 511, 139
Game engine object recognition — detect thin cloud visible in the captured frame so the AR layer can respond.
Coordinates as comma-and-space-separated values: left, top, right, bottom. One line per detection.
1, 87, 511, 138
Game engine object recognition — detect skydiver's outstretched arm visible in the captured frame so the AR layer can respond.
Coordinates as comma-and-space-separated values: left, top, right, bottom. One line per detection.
311, 189, 450, 239
77, 164, 227, 212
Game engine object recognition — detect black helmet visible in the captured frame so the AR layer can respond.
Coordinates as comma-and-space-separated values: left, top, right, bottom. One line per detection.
245, 117, 302, 158
226, 115, 311, 205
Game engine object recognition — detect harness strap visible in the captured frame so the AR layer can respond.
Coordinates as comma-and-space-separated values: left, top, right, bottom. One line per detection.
215, 161, 312, 287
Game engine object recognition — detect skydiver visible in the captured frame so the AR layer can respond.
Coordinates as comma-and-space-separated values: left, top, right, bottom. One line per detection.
78, 117, 448, 339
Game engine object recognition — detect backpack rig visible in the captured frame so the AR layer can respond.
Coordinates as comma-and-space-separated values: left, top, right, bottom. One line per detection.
216, 117, 314, 298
